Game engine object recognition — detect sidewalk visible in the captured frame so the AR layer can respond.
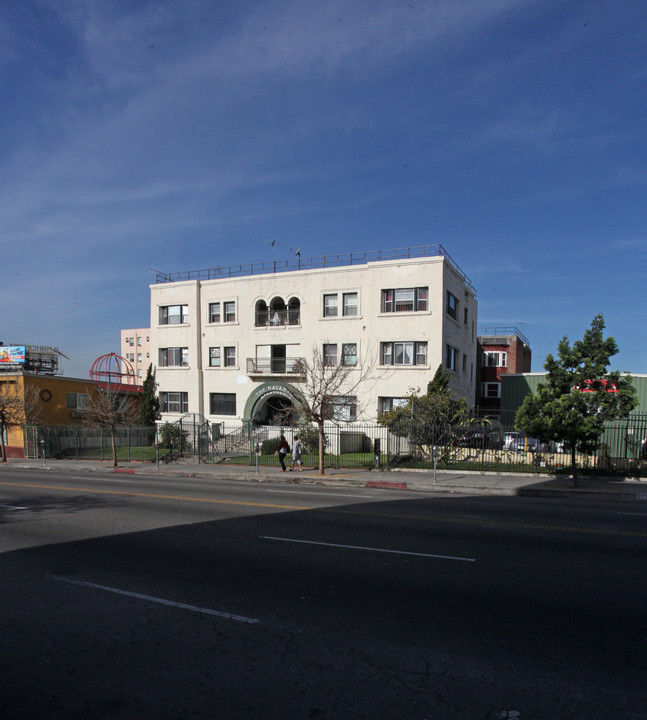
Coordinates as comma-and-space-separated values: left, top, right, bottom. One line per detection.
4, 457, 647, 503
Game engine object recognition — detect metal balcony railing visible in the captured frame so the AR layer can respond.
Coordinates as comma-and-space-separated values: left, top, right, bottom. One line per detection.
246, 357, 307, 375
255, 310, 301, 327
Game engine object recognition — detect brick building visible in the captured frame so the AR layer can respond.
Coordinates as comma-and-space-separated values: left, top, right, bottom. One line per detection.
476, 327, 531, 414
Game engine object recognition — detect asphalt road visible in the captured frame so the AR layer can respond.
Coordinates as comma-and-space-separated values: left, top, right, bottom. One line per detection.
1, 468, 646, 719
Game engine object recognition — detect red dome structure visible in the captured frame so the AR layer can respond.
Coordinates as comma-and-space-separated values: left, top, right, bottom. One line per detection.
90, 353, 141, 392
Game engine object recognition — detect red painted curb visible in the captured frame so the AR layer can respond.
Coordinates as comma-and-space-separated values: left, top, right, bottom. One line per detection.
366, 481, 407, 490
114, 468, 136, 474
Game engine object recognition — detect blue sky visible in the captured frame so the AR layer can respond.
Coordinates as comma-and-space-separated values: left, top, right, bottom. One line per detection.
1, 0, 645, 378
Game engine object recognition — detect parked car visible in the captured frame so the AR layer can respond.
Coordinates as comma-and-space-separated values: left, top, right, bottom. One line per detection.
456, 427, 503, 449
504, 432, 541, 452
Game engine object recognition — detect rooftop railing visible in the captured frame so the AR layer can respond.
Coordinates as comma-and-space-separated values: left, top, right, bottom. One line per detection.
477, 326, 530, 346
154, 244, 475, 294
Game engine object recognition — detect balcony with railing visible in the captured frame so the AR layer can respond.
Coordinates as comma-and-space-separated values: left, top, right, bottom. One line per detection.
246, 357, 307, 376
255, 309, 301, 327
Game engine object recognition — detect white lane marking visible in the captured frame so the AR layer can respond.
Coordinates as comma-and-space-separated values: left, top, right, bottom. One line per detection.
49, 575, 259, 624
0, 503, 28, 510
260, 536, 476, 563
617, 511, 647, 517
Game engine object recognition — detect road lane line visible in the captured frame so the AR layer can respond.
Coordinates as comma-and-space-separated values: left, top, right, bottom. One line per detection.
0, 503, 28, 510
260, 535, 476, 562
0, 481, 307, 511
49, 575, 259, 624
264, 489, 373, 498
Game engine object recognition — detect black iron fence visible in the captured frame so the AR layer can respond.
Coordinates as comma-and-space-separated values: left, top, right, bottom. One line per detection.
23, 413, 647, 476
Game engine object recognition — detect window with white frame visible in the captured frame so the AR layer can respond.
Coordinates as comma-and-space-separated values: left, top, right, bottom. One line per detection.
323, 343, 338, 366
323, 294, 338, 317
378, 397, 408, 415
209, 347, 221, 367
482, 351, 507, 367
137, 337, 142, 346
159, 347, 189, 367
342, 343, 357, 366
160, 391, 188, 413
209, 302, 221, 323
325, 395, 357, 422
481, 382, 501, 398
224, 346, 236, 367
446, 292, 458, 320
446, 344, 458, 371
159, 304, 188, 325
210, 392, 236, 415
224, 301, 236, 323
381, 287, 428, 313
380, 341, 427, 366
343, 292, 358, 316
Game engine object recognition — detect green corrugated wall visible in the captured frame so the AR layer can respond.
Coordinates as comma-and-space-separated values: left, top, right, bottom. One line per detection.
501, 373, 647, 415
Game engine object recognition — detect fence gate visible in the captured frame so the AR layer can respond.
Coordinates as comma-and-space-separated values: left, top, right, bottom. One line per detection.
175, 414, 212, 462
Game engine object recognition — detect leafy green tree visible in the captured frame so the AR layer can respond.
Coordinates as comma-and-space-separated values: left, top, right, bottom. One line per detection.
140, 364, 160, 427
515, 314, 637, 484
379, 365, 469, 453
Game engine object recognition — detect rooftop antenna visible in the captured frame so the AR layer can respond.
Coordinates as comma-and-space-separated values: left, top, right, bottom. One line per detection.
271, 241, 302, 270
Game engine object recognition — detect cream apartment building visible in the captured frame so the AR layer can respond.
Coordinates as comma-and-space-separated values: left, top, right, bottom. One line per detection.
120, 329, 152, 385
150, 246, 478, 425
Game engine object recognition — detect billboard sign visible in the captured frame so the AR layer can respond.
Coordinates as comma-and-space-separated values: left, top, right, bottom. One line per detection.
0, 346, 26, 364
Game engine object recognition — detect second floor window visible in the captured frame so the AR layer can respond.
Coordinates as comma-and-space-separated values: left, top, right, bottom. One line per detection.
159, 347, 188, 367
342, 343, 357, 366
446, 344, 458, 371
323, 343, 338, 366
483, 351, 507, 367
381, 341, 427, 366
224, 346, 236, 367
159, 304, 188, 325
381, 287, 428, 313
209, 347, 221, 367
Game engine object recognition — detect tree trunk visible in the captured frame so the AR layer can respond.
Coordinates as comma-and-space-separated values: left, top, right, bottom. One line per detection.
571, 445, 579, 487
111, 431, 118, 468
318, 421, 325, 475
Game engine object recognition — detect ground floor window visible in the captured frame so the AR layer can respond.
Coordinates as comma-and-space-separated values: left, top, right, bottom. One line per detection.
445, 344, 458, 371
378, 397, 408, 415
324, 395, 357, 421
160, 391, 188, 414
210, 393, 236, 416
481, 382, 501, 399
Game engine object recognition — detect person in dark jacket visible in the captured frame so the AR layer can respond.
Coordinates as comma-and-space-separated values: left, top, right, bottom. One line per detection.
275, 434, 290, 472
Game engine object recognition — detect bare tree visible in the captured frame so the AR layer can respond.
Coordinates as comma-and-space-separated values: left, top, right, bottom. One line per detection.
285, 345, 378, 475
0, 382, 43, 462
83, 387, 140, 468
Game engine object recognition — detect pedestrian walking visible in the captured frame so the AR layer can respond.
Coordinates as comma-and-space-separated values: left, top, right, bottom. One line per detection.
275, 434, 290, 472
290, 435, 303, 471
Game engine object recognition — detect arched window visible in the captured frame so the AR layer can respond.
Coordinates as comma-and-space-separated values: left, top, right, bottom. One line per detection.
269, 297, 287, 326
288, 297, 301, 325
255, 300, 268, 326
